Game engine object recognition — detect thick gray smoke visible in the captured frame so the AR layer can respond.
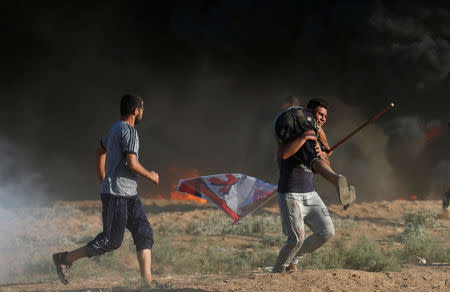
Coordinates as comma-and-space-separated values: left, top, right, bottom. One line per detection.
314, 98, 401, 202
1, 1, 448, 285
0, 1, 448, 204
0, 138, 49, 207
0, 138, 51, 284
370, 1, 450, 88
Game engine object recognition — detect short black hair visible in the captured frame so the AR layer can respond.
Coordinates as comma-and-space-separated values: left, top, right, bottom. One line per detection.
120, 94, 143, 116
306, 98, 328, 111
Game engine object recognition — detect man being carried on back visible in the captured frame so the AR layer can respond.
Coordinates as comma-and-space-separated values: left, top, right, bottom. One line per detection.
272, 98, 356, 273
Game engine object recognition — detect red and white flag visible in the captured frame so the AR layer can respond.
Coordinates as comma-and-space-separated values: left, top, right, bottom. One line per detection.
176, 173, 278, 223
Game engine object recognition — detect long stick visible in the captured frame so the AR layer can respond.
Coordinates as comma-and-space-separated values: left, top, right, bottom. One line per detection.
234, 103, 395, 224
328, 102, 395, 152
232, 188, 278, 225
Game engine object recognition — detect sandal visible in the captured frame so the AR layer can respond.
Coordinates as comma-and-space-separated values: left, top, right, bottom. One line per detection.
52, 251, 71, 285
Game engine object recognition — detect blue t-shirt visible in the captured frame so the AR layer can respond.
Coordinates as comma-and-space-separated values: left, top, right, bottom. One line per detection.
100, 120, 139, 197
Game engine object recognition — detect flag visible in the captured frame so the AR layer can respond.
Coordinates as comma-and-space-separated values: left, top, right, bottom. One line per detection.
176, 173, 278, 223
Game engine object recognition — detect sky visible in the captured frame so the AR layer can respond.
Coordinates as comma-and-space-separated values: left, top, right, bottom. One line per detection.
0, 0, 448, 205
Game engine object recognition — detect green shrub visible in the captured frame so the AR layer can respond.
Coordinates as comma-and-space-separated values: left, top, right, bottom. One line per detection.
186, 213, 281, 236
245, 245, 278, 268
304, 238, 347, 269
398, 224, 450, 263
185, 213, 228, 236
304, 236, 401, 272
199, 247, 250, 275
225, 214, 281, 235
402, 209, 438, 228
330, 213, 357, 230
261, 234, 285, 247
345, 235, 400, 272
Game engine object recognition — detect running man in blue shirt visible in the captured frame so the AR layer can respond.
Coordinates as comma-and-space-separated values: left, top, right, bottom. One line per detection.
53, 94, 159, 285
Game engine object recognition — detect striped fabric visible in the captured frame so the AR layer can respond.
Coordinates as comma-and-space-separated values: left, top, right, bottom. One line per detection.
100, 121, 140, 197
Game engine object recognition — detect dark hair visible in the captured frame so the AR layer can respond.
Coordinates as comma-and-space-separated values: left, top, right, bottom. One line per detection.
120, 94, 143, 116
306, 98, 328, 111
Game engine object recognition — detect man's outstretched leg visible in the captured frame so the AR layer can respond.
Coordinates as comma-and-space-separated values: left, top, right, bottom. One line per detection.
137, 249, 152, 283
311, 159, 356, 208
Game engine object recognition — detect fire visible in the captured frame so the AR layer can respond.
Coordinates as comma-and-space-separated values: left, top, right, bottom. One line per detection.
153, 166, 207, 203
397, 195, 419, 201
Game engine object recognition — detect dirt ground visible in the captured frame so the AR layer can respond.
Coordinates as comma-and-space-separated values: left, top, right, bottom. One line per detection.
0, 199, 448, 292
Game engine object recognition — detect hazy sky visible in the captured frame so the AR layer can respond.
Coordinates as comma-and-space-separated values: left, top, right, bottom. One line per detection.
1, 1, 448, 204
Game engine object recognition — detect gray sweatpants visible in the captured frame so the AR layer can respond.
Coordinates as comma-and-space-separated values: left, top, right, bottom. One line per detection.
272, 191, 335, 272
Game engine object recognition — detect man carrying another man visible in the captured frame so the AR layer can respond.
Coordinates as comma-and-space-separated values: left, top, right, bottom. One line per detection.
272, 97, 356, 273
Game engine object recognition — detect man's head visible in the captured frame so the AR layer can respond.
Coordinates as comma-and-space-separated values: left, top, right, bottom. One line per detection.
306, 98, 328, 128
120, 94, 144, 124
281, 96, 301, 110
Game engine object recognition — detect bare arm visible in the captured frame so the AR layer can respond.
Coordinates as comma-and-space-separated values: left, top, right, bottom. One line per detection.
313, 141, 331, 166
318, 127, 332, 156
125, 153, 159, 184
277, 130, 317, 160
96, 146, 106, 183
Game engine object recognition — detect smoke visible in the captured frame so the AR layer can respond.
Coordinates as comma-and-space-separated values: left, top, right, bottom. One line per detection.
0, 1, 448, 204
385, 116, 448, 198
1, 1, 449, 285
0, 138, 49, 207
0, 138, 52, 284
312, 98, 402, 202
370, 1, 450, 89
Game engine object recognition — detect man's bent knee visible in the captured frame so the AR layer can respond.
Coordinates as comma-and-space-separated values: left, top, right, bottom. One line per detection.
86, 239, 123, 257
322, 227, 335, 241
108, 240, 123, 251
317, 227, 335, 244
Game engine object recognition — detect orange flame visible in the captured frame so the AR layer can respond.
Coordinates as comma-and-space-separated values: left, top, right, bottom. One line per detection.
396, 195, 419, 201
152, 167, 207, 203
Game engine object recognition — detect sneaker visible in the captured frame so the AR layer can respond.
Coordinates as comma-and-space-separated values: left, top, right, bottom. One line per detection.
52, 251, 71, 285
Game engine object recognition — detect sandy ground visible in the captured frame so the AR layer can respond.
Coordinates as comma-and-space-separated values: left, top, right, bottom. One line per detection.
0, 199, 448, 292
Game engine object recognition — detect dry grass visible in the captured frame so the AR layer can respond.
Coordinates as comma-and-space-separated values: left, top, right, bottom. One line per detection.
2, 203, 449, 288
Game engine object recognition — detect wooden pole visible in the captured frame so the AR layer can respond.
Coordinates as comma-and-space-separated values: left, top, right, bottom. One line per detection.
328, 102, 395, 152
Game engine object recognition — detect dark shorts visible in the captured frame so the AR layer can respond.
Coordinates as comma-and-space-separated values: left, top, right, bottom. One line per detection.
86, 194, 154, 257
